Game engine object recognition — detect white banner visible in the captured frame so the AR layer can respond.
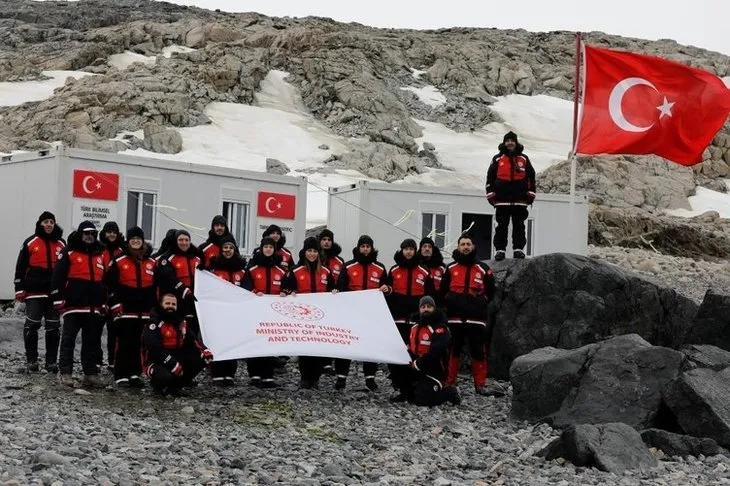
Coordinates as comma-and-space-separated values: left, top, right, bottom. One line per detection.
194, 270, 410, 364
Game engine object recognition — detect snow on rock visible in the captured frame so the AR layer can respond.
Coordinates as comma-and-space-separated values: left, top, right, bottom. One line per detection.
108, 51, 156, 70
665, 181, 730, 219
401, 85, 447, 107
161, 45, 196, 58
0, 71, 92, 107
410, 68, 427, 80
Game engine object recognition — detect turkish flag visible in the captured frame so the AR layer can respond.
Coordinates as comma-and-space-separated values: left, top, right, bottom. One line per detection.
575, 46, 730, 165
257, 191, 296, 220
72, 169, 119, 201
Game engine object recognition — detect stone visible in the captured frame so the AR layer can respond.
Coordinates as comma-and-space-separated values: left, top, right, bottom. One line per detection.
33, 450, 70, 466
265, 158, 290, 175
537, 423, 658, 473
490, 254, 698, 378
73, 388, 92, 396
663, 367, 730, 448
685, 288, 730, 351
181, 406, 195, 415
142, 123, 183, 154
681, 344, 730, 371
640, 429, 729, 458
318, 144, 329, 150
510, 334, 684, 429
422, 142, 436, 151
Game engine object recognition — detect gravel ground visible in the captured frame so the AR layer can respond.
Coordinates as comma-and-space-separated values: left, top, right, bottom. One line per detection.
0, 319, 729, 486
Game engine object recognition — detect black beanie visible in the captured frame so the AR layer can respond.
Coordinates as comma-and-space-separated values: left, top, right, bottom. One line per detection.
318, 229, 334, 241
220, 234, 237, 248
102, 221, 120, 234
38, 211, 56, 223
126, 226, 145, 241
211, 215, 227, 227
263, 224, 282, 237
419, 296, 436, 308
400, 238, 417, 250
261, 236, 277, 249
419, 237, 435, 248
77, 221, 97, 233
357, 235, 374, 247
503, 131, 518, 144
175, 229, 191, 240
302, 237, 320, 252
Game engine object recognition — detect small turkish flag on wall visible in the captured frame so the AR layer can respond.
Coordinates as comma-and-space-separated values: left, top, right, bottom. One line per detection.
257, 191, 296, 220
72, 169, 119, 201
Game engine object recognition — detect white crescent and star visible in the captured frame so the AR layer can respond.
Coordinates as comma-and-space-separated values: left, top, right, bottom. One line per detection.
265, 196, 282, 214
81, 175, 102, 194
608, 77, 675, 132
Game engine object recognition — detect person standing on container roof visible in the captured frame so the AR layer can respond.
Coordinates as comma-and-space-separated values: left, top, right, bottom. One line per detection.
100, 221, 125, 371
14, 211, 66, 374
199, 215, 231, 268
486, 131, 536, 261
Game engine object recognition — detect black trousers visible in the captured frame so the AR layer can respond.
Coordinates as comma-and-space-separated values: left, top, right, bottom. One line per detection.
247, 357, 275, 381
105, 313, 117, 366
148, 347, 204, 392
211, 360, 238, 380
299, 356, 328, 382
59, 312, 104, 376
23, 297, 60, 367
390, 365, 449, 406
334, 359, 378, 379
494, 205, 529, 251
113, 317, 144, 380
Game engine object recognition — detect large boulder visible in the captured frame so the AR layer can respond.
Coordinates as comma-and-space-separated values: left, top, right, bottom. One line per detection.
640, 429, 729, 458
681, 344, 730, 371
489, 254, 698, 378
684, 288, 730, 351
142, 123, 183, 154
663, 367, 730, 448
511, 334, 685, 429
538, 423, 658, 473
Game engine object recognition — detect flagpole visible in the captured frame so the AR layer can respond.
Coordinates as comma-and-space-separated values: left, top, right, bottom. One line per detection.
569, 32, 583, 236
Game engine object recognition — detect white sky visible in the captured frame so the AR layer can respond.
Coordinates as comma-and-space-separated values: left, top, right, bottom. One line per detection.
161, 0, 730, 55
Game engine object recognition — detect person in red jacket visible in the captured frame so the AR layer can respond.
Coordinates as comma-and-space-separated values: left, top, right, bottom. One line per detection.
105, 226, 157, 388
485, 131, 536, 261
417, 237, 446, 302
142, 294, 213, 396
335, 235, 389, 391
100, 221, 125, 371
389, 296, 461, 406
155, 230, 201, 334
14, 211, 66, 373
205, 234, 247, 386
385, 238, 434, 344
441, 234, 498, 396
282, 237, 337, 389
317, 229, 344, 376
198, 215, 231, 268
252, 224, 294, 270
242, 236, 287, 388
51, 221, 109, 388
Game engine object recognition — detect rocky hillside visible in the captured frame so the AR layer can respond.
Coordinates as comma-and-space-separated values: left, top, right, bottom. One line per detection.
1, 0, 729, 257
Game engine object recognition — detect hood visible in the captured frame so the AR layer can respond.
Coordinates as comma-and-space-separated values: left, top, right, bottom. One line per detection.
206, 226, 231, 245
170, 242, 199, 258
451, 248, 478, 265
100, 231, 125, 249
153, 229, 178, 256
322, 242, 342, 259
352, 247, 378, 265
497, 142, 525, 156
67, 230, 104, 253
250, 248, 283, 268
393, 249, 419, 268
34, 220, 63, 241
209, 253, 247, 272
122, 242, 153, 259
418, 245, 444, 268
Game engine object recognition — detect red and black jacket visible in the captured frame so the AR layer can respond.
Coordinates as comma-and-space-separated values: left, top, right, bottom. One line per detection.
441, 249, 496, 325
486, 142, 536, 205
100, 232, 125, 263
385, 251, 434, 323
199, 225, 232, 268
105, 243, 157, 319
417, 245, 447, 297
283, 258, 335, 294
155, 245, 201, 316
338, 248, 387, 292
14, 223, 65, 299
142, 306, 206, 375
50, 234, 109, 316
321, 243, 345, 281
242, 251, 287, 295
252, 234, 293, 270
409, 309, 451, 383
206, 253, 247, 287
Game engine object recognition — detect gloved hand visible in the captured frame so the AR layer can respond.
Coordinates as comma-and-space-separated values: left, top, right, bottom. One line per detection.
171, 362, 183, 377
486, 192, 496, 207
201, 349, 214, 365
110, 303, 123, 319
527, 191, 536, 204
15, 291, 26, 302
53, 300, 65, 311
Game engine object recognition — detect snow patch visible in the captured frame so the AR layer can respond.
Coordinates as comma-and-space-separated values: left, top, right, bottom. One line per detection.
0, 71, 92, 107
401, 85, 447, 107
410, 68, 427, 80
665, 181, 730, 219
161, 45, 196, 58
108, 51, 156, 71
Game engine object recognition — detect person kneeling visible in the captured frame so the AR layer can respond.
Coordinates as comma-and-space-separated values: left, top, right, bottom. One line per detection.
142, 294, 213, 396
390, 296, 460, 406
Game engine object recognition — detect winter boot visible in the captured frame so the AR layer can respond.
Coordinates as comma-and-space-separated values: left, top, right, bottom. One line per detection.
513, 249, 526, 259
494, 250, 506, 261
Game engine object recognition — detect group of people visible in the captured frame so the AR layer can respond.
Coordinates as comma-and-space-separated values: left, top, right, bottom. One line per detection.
13, 130, 535, 405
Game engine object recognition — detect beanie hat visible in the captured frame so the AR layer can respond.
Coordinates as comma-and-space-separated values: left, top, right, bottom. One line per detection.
302, 236, 321, 252
220, 234, 238, 248
261, 236, 277, 249
78, 221, 97, 233
419, 237, 435, 248
357, 235, 374, 247
175, 229, 191, 240
318, 229, 334, 241
419, 296, 436, 308
126, 226, 145, 241
211, 215, 227, 227
503, 131, 518, 144
400, 238, 417, 250
102, 221, 120, 234
37, 211, 56, 223
262, 224, 282, 237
